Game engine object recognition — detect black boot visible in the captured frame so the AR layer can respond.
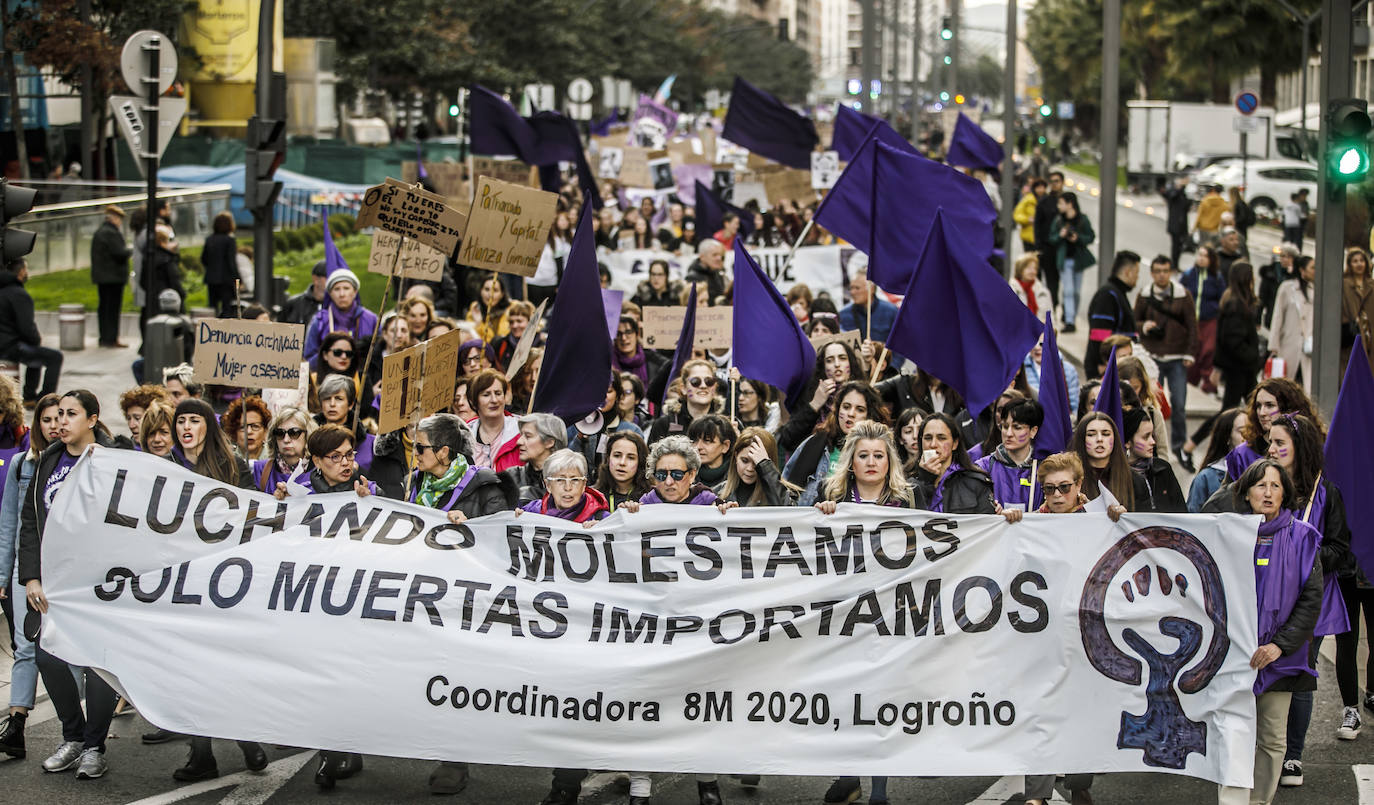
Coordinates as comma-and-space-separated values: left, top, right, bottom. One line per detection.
698, 779, 724, 805
539, 784, 580, 805
239, 741, 268, 772
332, 753, 362, 779
739, 774, 760, 792
0, 710, 26, 759
823, 777, 862, 804
173, 737, 219, 782
315, 751, 338, 791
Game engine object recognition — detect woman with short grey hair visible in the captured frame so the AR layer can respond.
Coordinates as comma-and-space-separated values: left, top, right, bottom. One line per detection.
503, 412, 567, 506
518, 449, 608, 522
621, 435, 717, 512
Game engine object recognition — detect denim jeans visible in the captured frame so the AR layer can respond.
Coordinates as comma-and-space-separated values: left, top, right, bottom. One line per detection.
1156, 358, 1189, 449
7, 566, 37, 709
1061, 258, 1081, 326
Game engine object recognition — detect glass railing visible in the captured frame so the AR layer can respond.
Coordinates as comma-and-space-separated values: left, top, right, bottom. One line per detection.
13, 184, 233, 277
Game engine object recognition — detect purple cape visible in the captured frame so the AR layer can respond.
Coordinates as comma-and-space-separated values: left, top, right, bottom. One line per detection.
1255, 511, 1321, 694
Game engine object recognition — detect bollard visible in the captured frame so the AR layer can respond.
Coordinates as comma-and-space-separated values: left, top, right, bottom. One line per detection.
58, 303, 87, 351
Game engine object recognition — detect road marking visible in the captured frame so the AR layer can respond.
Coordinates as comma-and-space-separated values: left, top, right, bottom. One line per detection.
121, 750, 313, 805
966, 775, 1067, 803
1356, 765, 1374, 804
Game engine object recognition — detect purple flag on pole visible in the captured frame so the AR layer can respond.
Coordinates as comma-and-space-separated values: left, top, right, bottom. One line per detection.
531, 207, 613, 420
589, 109, 620, 138
1093, 347, 1125, 439
831, 103, 915, 161
468, 85, 602, 209
813, 134, 996, 292
1033, 313, 1074, 459
946, 112, 1003, 177
731, 239, 816, 409
722, 76, 818, 170
601, 289, 625, 341
1326, 339, 1374, 578
885, 210, 1042, 415
661, 283, 698, 407
693, 180, 756, 242
322, 213, 347, 273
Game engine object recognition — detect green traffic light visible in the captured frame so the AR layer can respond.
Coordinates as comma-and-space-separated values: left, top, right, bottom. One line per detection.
1039, 104, 1052, 117
1038, 135, 1047, 144
940, 28, 953, 40
448, 104, 460, 117
939, 91, 950, 102
943, 55, 952, 65
1338, 146, 1368, 175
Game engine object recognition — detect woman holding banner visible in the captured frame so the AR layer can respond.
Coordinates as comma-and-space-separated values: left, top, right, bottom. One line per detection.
622, 435, 720, 511
591, 431, 651, 512
250, 407, 314, 493
0, 393, 58, 759
517, 449, 609, 522
911, 413, 995, 515
169, 399, 252, 489
315, 375, 376, 476
717, 427, 793, 509
1219, 459, 1324, 805
19, 390, 121, 780
1073, 412, 1146, 511
303, 269, 378, 366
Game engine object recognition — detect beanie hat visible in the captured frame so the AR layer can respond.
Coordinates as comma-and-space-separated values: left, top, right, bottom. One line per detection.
326, 268, 360, 292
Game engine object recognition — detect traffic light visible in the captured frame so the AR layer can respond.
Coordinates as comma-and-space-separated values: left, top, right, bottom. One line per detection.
939, 91, 950, 102
1, 179, 36, 264
1325, 99, 1371, 184
943, 55, 952, 65
940, 16, 954, 40
244, 116, 286, 213
448, 104, 460, 117
1039, 104, 1052, 117
954, 94, 966, 105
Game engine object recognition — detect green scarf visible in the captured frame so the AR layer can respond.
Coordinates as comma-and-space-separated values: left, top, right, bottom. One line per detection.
417, 455, 469, 508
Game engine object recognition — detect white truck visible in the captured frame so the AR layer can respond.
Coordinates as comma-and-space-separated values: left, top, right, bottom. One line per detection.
1125, 100, 1302, 189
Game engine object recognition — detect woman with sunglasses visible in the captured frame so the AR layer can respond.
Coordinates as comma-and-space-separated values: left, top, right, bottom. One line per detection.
312, 332, 360, 388
1219, 459, 1324, 805
138, 400, 176, 457
1227, 378, 1323, 482
1122, 407, 1186, 513
1073, 412, 1147, 511
517, 449, 609, 522
169, 399, 252, 489
315, 374, 376, 475
784, 381, 887, 506
647, 360, 723, 444
0, 393, 58, 758
591, 431, 651, 513
621, 435, 720, 512
912, 412, 996, 514
19, 390, 120, 780
250, 407, 315, 494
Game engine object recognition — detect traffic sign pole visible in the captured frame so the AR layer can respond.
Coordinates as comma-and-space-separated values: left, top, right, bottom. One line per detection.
142, 35, 161, 289
1235, 92, 1259, 202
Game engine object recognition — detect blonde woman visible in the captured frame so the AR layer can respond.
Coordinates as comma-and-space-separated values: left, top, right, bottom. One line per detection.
815, 421, 920, 512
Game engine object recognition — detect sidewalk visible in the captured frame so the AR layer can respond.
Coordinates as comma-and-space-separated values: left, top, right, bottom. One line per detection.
37, 313, 142, 440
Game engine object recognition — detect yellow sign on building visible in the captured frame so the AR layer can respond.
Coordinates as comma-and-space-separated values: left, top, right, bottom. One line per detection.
181, 0, 283, 126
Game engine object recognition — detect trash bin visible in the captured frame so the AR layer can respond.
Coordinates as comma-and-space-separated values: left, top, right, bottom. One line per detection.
58, 303, 86, 351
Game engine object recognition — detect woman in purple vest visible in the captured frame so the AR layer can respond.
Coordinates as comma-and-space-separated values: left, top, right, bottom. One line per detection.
1225, 377, 1322, 481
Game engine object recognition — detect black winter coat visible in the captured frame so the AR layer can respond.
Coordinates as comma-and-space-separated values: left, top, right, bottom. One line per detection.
19, 432, 118, 584
142, 247, 185, 310
408, 467, 512, 519
0, 271, 41, 360
201, 232, 239, 286
1133, 458, 1187, 513
1213, 302, 1261, 375
90, 220, 133, 284
912, 466, 996, 514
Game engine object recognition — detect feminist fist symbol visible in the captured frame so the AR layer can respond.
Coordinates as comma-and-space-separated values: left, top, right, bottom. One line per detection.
1079, 527, 1229, 769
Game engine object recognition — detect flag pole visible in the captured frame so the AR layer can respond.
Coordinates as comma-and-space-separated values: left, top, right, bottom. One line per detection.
403, 365, 425, 503
353, 235, 405, 434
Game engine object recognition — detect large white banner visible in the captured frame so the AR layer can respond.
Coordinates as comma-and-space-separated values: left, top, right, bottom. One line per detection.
602, 244, 852, 307
43, 450, 1262, 785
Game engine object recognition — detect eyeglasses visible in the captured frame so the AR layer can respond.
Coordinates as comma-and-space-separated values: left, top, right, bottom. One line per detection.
463, 354, 484, 365
617, 329, 637, 338
273, 427, 306, 440
549, 476, 587, 488
1043, 481, 1077, 497
328, 348, 354, 358
323, 450, 357, 465
415, 443, 435, 454
653, 469, 689, 482
687, 376, 717, 389
243, 422, 264, 433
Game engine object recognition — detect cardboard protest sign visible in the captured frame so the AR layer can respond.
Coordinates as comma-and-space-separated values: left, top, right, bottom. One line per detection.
470, 156, 538, 187
619, 146, 654, 188
356, 178, 467, 256
648, 150, 676, 191
809, 328, 861, 352
191, 319, 306, 390
419, 329, 463, 417
377, 342, 425, 435
763, 168, 817, 206
666, 138, 708, 165
402, 160, 468, 204
811, 151, 841, 189
504, 299, 548, 380
598, 147, 624, 179
642, 306, 732, 350
367, 230, 448, 282
459, 177, 559, 277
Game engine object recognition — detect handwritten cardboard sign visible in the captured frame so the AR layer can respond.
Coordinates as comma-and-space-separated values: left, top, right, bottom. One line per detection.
504, 299, 548, 380
809, 327, 861, 352
367, 230, 448, 282
619, 146, 654, 188
642, 306, 733, 350
470, 156, 538, 187
377, 342, 425, 434
191, 319, 306, 390
459, 176, 558, 277
762, 168, 817, 206
402, 160, 468, 204
356, 177, 467, 256
666, 138, 708, 165
419, 329, 463, 418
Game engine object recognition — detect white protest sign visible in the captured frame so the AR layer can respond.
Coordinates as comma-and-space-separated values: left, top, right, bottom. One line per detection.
812, 150, 841, 189
191, 319, 306, 390
43, 449, 1262, 785
601, 245, 848, 306
367, 230, 448, 282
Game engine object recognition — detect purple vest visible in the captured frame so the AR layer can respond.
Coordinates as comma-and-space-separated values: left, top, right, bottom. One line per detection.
975, 454, 1039, 511
1255, 512, 1321, 694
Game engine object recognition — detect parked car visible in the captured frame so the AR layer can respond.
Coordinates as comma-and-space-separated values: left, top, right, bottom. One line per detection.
1186, 158, 1319, 218
1173, 152, 1243, 186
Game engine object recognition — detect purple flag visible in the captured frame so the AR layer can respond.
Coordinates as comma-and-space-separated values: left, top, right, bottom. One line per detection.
531, 206, 613, 420
722, 76, 818, 170
731, 239, 816, 409
831, 104, 915, 161
601, 289, 625, 341
1326, 338, 1374, 578
693, 180, 756, 242
589, 108, 620, 138
416, 142, 428, 180
661, 283, 698, 407
1033, 313, 1074, 459
813, 134, 996, 292
633, 94, 679, 133
946, 112, 1003, 177
468, 85, 602, 209
322, 212, 347, 273
885, 210, 1042, 415
1093, 347, 1125, 439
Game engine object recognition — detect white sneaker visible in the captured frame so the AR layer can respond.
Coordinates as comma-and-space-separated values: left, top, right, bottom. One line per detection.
1338, 705, 1363, 740
1279, 759, 1303, 787
42, 740, 83, 772
74, 747, 108, 779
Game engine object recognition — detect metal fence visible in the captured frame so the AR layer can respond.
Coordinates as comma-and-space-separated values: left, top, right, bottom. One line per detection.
16, 184, 233, 276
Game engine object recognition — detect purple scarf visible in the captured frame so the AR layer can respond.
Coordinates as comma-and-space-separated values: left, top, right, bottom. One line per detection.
1255, 510, 1321, 694
929, 465, 956, 513
614, 346, 649, 384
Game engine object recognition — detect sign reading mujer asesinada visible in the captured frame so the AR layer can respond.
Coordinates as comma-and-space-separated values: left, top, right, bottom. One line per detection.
43, 449, 1261, 785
